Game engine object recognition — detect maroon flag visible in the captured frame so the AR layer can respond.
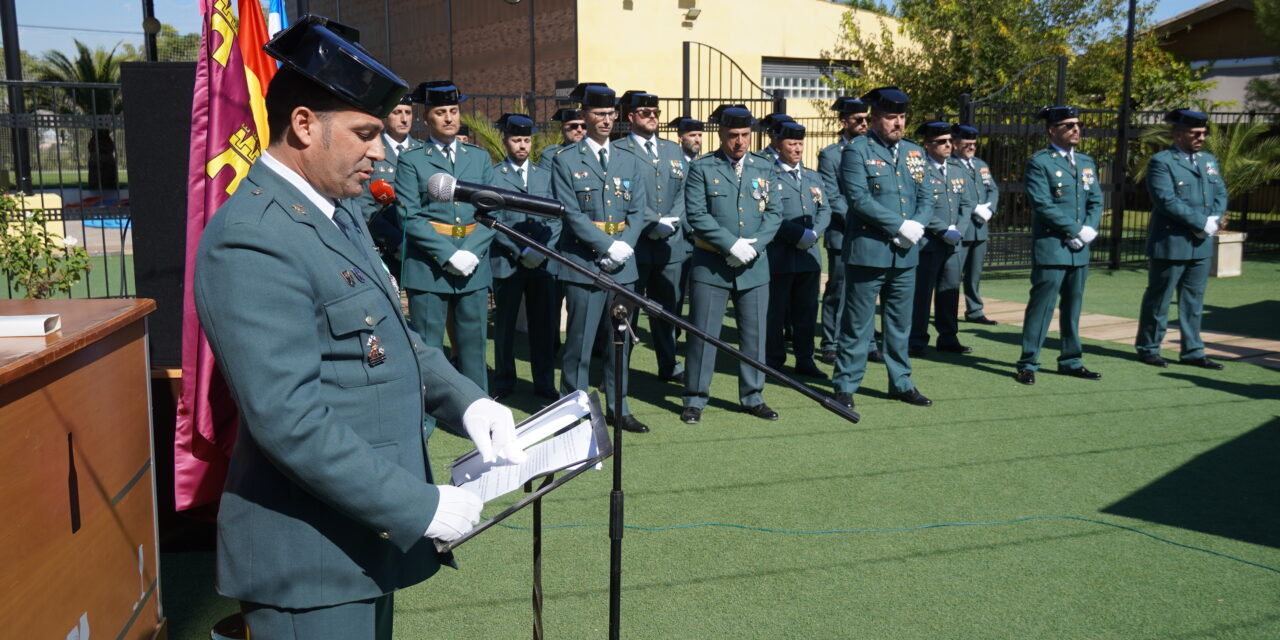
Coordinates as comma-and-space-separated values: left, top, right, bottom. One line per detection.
175, 0, 265, 516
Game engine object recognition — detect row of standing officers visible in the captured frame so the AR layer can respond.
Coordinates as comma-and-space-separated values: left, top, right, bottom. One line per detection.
362, 81, 1230, 432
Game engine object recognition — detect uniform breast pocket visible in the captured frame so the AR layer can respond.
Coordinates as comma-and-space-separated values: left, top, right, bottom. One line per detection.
323, 287, 406, 388
576, 188, 596, 209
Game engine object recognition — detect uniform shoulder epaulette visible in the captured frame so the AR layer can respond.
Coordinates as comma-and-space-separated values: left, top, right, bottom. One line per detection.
1030, 148, 1054, 159
555, 145, 574, 155
692, 152, 716, 162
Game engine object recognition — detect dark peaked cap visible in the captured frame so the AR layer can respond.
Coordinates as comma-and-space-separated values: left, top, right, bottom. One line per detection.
668, 116, 703, 133
914, 121, 952, 140
577, 85, 617, 109
952, 124, 979, 140
411, 80, 467, 106
774, 121, 806, 140
263, 15, 408, 118
1036, 105, 1079, 124
619, 90, 659, 111
496, 113, 535, 136
709, 104, 754, 128
831, 96, 868, 115
860, 86, 909, 113
1165, 108, 1209, 128
551, 108, 582, 122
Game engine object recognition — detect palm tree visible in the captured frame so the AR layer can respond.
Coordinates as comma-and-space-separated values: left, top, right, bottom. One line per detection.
31, 40, 127, 189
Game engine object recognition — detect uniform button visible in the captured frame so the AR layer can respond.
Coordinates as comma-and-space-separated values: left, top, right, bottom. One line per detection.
739, 221, 745, 226
657, 199, 663, 204
455, 217, 461, 223
454, 202, 459, 206
656, 185, 662, 190
365, 316, 375, 326
901, 213, 907, 217
738, 207, 743, 212
412, 342, 419, 349
422, 385, 427, 394
900, 199, 906, 203
607, 200, 612, 205
379, 531, 391, 540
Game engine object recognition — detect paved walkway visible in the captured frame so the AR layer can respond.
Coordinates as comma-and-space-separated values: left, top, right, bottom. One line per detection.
980, 298, 1280, 369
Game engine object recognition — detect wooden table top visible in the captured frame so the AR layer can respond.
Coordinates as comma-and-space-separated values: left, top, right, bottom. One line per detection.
0, 298, 156, 386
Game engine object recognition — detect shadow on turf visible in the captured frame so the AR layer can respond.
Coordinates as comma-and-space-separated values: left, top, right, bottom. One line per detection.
407, 527, 1115, 614
1102, 416, 1280, 550
1203, 299, 1280, 342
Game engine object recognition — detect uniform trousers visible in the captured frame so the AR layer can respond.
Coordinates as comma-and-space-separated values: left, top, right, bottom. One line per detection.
910, 243, 962, 349
561, 281, 634, 416
637, 259, 685, 378
834, 265, 916, 395
492, 273, 559, 394
959, 239, 988, 320
819, 247, 845, 355
683, 281, 767, 409
767, 270, 820, 368
408, 288, 489, 392
1135, 257, 1209, 359
241, 594, 392, 640
1017, 264, 1088, 372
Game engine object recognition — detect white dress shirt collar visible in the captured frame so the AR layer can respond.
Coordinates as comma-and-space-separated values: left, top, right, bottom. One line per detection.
259, 151, 336, 221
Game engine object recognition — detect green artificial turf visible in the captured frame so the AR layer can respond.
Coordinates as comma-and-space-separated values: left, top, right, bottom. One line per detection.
981, 256, 1280, 340
160, 259, 1280, 639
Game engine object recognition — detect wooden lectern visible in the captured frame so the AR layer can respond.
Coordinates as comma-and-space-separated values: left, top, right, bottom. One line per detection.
0, 299, 165, 639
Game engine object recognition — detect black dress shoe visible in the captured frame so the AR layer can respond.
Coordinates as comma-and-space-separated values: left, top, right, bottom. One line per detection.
1138, 354, 1168, 368
936, 343, 973, 354
820, 351, 837, 364
867, 349, 884, 363
908, 346, 926, 358
1016, 369, 1036, 385
534, 387, 560, 401
891, 388, 932, 406
660, 370, 686, 385
834, 392, 855, 409
607, 414, 650, 433
794, 362, 829, 379
1180, 356, 1225, 370
1058, 366, 1102, 380
744, 403, 780, 420
680, 406, 701, 424
968, 316, 998, 325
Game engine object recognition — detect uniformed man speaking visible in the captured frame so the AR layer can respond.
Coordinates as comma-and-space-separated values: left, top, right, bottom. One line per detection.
193, 17, 523, 638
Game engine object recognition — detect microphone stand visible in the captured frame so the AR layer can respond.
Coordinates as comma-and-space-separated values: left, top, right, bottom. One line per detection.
471, 209, 859, 640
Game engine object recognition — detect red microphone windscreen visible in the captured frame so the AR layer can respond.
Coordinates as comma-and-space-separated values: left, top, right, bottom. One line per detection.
370, 179, 396, 205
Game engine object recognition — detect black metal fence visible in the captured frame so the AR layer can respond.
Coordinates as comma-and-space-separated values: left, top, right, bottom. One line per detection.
967, 104, 1280, 270
1, 79, 132, 299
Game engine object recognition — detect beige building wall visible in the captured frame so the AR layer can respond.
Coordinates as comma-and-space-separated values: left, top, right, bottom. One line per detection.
576, 0, 894, 119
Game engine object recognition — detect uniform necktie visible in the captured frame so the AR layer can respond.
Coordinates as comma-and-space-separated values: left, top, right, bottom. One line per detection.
598, 147, 609, 172
332, 203, 362, 249
443, 144, 454, 167
645, 140, 656, 160
890, 145, 899, 161
733, 160, 743, 179
790, 169, 800, 184
518, 166, 526, 188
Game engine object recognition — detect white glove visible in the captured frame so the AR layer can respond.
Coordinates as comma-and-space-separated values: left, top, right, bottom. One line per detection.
943, 225, 963, 246
1077, 226, 1098, 245
606, 240, 633, 263
518, 247, 546, 269
462, 397, 527, 465
796, 228, 819, 250
1204, 216, 1220, 237
897, 219, 925, 245
424, 485, 483, 542
974, 202, 993, 223
892, 236, 910, 248
1067, 237, 1086, 250
445, 250, 480, 277
647, 217, 679, 240
725, 253, 745, 268
729, 237, 759, 264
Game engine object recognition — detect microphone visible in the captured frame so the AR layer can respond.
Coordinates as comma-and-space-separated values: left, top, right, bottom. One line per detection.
426, 173, 564, 219
370, 179, 397, 205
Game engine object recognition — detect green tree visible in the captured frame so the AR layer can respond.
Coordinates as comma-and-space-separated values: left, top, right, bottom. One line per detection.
30, 40, 125, 189
824, 0, 1211, 116
1245, 0, 1280, 110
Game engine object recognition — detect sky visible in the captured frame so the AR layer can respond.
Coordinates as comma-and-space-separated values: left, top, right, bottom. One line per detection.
8, 0, 1215, 60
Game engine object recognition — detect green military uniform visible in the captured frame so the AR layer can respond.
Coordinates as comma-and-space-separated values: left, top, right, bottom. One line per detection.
550, 139, 649, 417
614, 132, 689, 380
911, 155, 975, 350
817, 135, 865, 357
354, 132, 422, 281
765, 158, 830, 370
834, 127, 935, 397
1017, 144, 1104, 373
538, 143, 564, 170
489, 157, 560, 397
395, 137, 496, 392
196, 158, 482, 617
954, 149, 999, 320
1135, 146, 1227, 360
683, 149, 782, 410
